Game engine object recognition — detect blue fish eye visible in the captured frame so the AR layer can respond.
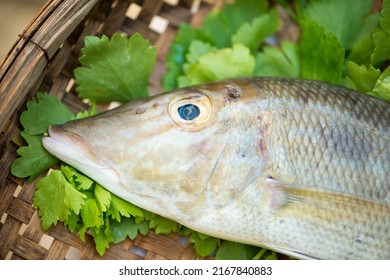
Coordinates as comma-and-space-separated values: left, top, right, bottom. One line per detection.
178, 104, 200, 121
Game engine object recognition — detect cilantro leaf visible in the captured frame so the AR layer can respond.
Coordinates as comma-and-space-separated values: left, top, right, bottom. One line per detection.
348, 13, 381, 66
94, 183, 112, 212
189, 232, 219, 257
302, 0, 373, 49
74, 33, 156, 103
163, 24, 212, 91
202, 0, 269, 48
93, 228, 112, 256
215, 240, 261, 260
186, 40, 217, 65
231, 9, 279, 54
91, 220, 113, 256
347, 61, 381, 92
79, 198, 104, 240
11, 132, 59, 182
64, 180, 87, 215
252, 248, 278, 260
75, 102, 97, 119
11, 93, 74, 181
369, 66, 390, 101
80, 198, 104, 228
34, 170, 86, 230
20, 92, 73, 135
108, 195, 143, 222
110, 217, 148, 243
254, 40, 300, 77
371, 0, 390, 65
298, 20, 345, 83
177, 40, 217, 88
64, 211, 80, 233
61, 165, 94, 191
149, 214, 180, 235
185, 44, 255, 86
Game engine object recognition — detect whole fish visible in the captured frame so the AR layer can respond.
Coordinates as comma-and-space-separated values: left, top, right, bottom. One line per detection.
42, 77, 390, 259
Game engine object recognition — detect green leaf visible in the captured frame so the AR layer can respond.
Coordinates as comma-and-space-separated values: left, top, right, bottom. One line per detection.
11, 132, 59, 181
202, 0, 269, 48
110, 217, 149, 243
348, 13, 381, 66
298, 20, 345, 83
20, 92, 73, 135
64, 180, 86, 215
149, 215, 180, 235
64, 211, 80, 233
215, 240, 259, 260
231, 9, 279, 54
74, 33, 156, 103
186, 40, 217, 65
108, 195, 144, 222
371, 0, 390, 65
186, 44, 255, 86
80, 198, 104, 228
189, 232, 219, 257
177, 40, 217, 88
61, 165, 94, 191
75, 102, 97, 119
302, 0, 373, 49
92, 223, 113, 256
95, 183, 112, 212
252, 248, 278, 260
369, 66, 390, 101
254, 40, 300, 77
34, 170, 85, 230
163, 24, 212, 91
347, 61, 381, 92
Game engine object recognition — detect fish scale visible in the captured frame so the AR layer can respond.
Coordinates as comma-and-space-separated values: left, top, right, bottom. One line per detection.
257, 78, 389, 206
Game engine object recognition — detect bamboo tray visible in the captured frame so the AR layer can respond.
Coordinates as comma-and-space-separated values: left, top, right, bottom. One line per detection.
0, 0, 219, 260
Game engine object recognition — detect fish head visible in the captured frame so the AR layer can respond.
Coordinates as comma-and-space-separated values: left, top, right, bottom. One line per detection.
43, 79, 268, 225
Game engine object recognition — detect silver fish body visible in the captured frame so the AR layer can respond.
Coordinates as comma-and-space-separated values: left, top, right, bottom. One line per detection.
43, 77, 390, 259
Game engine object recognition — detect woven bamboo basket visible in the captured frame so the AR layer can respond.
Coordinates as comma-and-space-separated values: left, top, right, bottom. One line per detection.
0, 0, 222, 260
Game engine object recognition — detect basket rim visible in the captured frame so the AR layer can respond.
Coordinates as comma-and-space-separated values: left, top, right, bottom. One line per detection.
0, 0, 100, 134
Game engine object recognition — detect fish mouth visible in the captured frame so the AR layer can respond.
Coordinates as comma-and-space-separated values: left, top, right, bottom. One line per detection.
42, 125, 121, 187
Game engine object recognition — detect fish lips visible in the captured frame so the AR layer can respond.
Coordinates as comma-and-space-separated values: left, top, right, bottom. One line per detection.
42, 125, 121, 187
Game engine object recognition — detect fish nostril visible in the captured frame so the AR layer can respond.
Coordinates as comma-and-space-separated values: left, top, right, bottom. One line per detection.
136, 107, 146, 114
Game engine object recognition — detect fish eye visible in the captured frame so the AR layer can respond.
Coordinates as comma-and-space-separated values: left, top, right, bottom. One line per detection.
178, 104, 200, 121
168, 93, 212, 130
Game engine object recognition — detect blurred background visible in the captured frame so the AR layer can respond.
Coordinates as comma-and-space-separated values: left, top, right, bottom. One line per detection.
0, 0, 46, 61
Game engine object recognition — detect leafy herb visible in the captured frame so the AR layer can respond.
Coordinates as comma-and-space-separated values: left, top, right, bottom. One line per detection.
202, 0, 269, 48
180, 44, 255, 87
11, 93, 74, 181
254, 41, 300, 77
231, 9, 279, 54
74, 33, 156, 103
33, 164, 147, 255
34, 170, 86, 230
369, 66, 390, 101
149, 214, 181, 235
188, 232, 220, 257
347, 62, 381, 92
298, 20, 345, 83
371, 0, 390, 65
301, 0, 373, 49
20, 92, 74, 135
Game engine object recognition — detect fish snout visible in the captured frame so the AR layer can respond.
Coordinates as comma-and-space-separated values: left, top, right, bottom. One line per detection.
42, 124, 121, 187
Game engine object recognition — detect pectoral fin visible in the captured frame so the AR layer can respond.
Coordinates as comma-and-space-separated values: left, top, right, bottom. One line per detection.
264, 177, 390, 222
